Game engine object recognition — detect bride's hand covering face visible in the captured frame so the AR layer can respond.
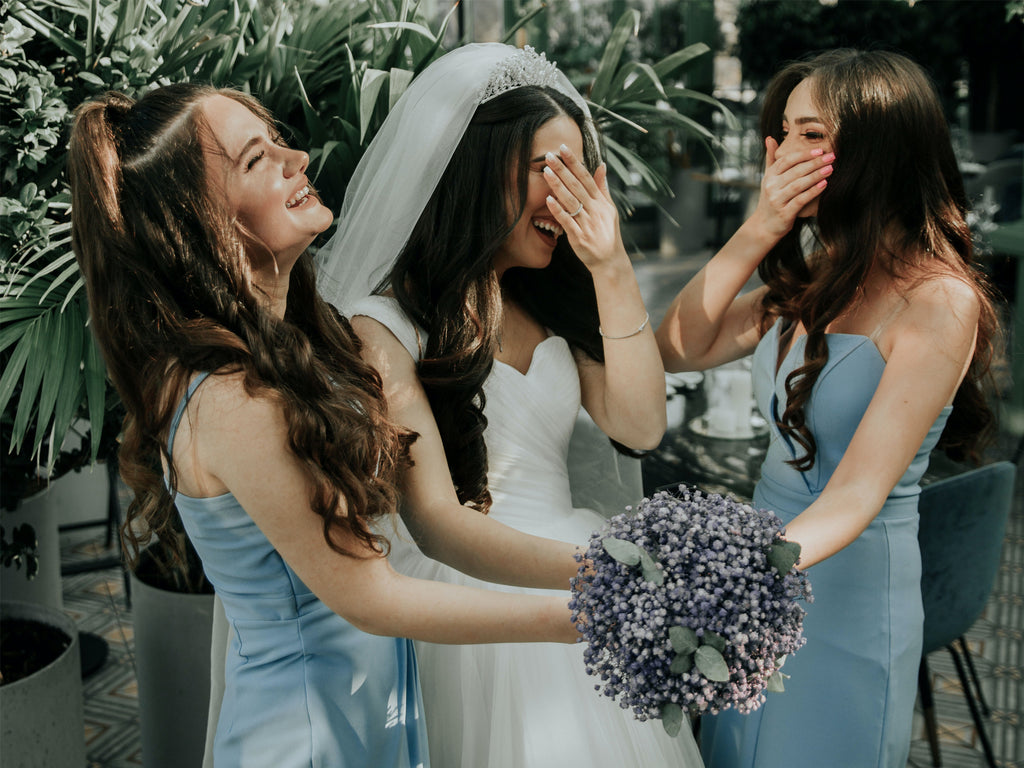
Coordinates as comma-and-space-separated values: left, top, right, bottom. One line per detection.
541, 141, 625, 276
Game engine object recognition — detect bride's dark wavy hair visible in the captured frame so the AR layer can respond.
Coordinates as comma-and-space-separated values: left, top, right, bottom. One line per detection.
387, 85, 602, 512
757, 49, 999, 470
68, 83, 414, 571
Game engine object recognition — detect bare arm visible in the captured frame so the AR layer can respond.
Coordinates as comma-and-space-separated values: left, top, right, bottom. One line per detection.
655, 140, 833, 372
545, 145, 665, 449
184, 374, 576, 644
784, 278, 980, 568
353, 314, 582, 591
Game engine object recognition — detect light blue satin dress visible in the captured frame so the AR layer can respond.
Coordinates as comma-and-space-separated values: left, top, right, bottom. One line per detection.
169, 374, 428, 768
700, 321, 951, 768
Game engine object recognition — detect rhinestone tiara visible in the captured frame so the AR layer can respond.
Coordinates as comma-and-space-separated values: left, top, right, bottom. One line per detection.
479, 46, 560, 103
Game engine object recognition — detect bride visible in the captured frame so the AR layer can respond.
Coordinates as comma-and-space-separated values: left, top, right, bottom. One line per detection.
319, 43, 703, 768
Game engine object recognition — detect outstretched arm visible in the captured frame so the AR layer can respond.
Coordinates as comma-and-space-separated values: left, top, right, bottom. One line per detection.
544, 144, 665, 450
353, 314, 582, 591
655, 140, 833, 372
182, 372, 576, 644
784, 278, 981, 568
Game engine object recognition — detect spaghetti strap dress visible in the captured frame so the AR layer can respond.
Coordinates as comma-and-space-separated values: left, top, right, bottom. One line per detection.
700, 320, 952, 768
168, 373, 428, 768
354, 296, 705, 768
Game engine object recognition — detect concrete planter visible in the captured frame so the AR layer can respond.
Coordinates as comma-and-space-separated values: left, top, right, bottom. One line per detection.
130, 552, 214, 768
0, 601, 86, 768
1, 486, 61, 610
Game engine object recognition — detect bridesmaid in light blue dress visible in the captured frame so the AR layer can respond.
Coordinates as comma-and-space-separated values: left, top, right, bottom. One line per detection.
656, 50, 999, 767
68, 84, 583, 768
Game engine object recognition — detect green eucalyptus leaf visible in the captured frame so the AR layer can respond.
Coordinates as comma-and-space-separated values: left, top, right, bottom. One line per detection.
661, 702, 684, 738
602, 537, 641, 566
77, 71, 106, 86
768, 540, 802, 575
668, 625, 699, 655
19, 183, 38, 206
702, 631, 727, 654
767, 670, 788, 693
638, 548, 664, 585
695, 645, 730, 682
669, 652, 694, 674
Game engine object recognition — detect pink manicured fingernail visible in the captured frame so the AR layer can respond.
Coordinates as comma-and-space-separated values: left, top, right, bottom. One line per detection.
820, 165, 833, 176
816, 179, 828, 188
822, 152, 836, 162
811, 148, 824, 157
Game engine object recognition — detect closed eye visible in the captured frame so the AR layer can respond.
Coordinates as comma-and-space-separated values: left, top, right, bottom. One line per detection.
246, 150, 265, 171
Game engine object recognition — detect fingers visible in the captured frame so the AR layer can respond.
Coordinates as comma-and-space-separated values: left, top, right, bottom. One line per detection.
764, 136, 778, 170
545, 193, 580, 228
764, 146, 834, 207
772, 147, 834, 185
543, 164, 583, 220
593, 162, 611, 202
545, 143, 600, 200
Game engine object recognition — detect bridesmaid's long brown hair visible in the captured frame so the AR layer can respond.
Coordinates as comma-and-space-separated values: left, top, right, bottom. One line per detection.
756, 49, 998, 470
68, 84, 413, 570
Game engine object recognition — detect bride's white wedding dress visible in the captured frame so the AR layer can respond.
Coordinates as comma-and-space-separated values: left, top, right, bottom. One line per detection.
356, 296, 703, 768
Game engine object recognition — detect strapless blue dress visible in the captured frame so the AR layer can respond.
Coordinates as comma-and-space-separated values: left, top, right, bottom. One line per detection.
700, 321, 951, 768
169, 374, 428, 768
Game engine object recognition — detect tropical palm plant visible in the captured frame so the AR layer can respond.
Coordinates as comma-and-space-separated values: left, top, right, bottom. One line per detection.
581, 9, 736, 210
1, 0, 447, 474
1, 0, 732, 572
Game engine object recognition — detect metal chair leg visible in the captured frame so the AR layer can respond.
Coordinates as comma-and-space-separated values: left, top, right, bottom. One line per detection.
957, 635, 991, 717
947, 642, 997, 768
918, 656, 942, 767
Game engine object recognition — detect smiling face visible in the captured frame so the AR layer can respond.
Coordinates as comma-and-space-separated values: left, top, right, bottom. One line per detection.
492, 114, 584, 276
200, 94, 333, 270
778, 78, 834, 217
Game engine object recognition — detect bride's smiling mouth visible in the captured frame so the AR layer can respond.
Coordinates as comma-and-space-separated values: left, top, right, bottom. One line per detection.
532, 218, 563, 247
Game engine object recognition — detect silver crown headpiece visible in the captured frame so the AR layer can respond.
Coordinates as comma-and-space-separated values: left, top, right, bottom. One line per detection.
479, 46, 560, 103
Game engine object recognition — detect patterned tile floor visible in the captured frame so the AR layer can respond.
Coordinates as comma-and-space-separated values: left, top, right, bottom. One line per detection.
60, 454, 1022, 767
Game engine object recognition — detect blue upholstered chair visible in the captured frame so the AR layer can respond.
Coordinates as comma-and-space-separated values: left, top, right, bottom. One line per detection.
917, 461, 1017, 768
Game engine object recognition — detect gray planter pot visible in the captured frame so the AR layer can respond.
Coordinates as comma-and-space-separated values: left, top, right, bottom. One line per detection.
130, 563, 214, 768
1, 486, 62, 610
0, 601, 86, 768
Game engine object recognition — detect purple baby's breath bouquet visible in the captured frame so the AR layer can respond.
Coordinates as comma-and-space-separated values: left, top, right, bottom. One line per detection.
569, 486, 812, 737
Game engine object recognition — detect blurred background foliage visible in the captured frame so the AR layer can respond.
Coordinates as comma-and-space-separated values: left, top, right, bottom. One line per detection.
0, 0, 728, 500
734, 0, 1023, 135
3, 0, 1021, 483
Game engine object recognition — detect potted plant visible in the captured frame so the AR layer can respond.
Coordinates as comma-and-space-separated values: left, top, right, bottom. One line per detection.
0, 600, 86, 768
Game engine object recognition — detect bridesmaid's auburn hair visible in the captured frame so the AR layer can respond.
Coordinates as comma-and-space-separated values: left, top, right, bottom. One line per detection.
756, 49, 999, 470
68, 84, 415, 573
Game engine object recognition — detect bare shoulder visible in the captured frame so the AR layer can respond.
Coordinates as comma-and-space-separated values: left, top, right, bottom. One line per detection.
351, 314, 418, 378
902, 270, 981, 335
189, 371, 289, 459
883, 271, 981, 368
169, 370, 287, 497
351, 314, 396, 350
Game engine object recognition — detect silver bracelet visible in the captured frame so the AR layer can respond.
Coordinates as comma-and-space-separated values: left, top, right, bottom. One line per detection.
599, 311, 650, 340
